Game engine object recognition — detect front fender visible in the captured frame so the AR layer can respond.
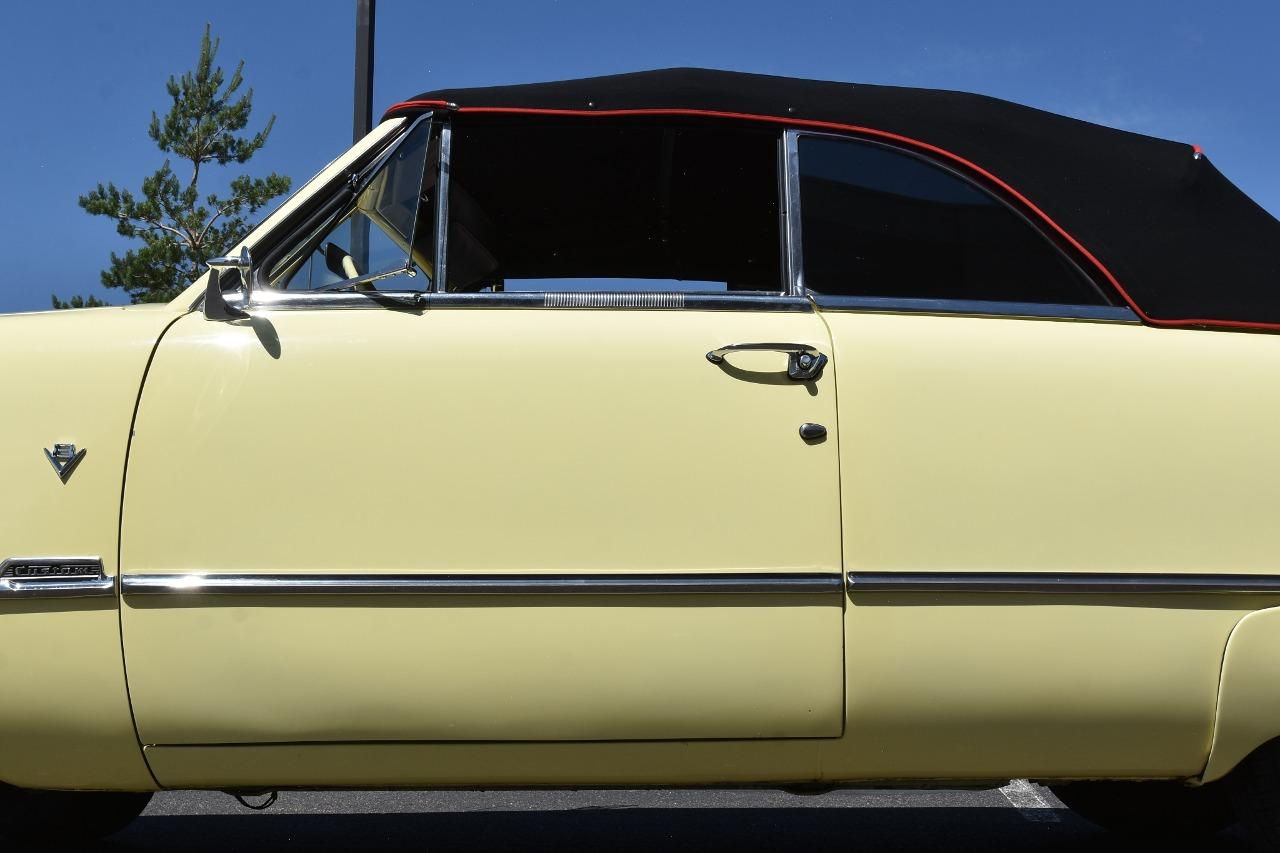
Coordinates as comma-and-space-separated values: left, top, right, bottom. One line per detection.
0, 305, 179, 790
1203, 605, 1280, 782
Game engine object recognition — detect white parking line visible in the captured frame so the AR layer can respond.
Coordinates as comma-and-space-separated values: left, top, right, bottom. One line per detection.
999, 779, 1061, 823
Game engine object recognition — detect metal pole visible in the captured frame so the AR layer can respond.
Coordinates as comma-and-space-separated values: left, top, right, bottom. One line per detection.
351, 0, 375, 273
353, 0, 375, 143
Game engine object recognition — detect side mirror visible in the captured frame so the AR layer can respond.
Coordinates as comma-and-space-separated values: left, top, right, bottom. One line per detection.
204, 247, 253, 322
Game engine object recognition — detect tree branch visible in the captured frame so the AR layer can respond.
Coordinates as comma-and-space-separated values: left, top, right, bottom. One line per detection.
196, 196, 245, 246
130, 216, 189, 244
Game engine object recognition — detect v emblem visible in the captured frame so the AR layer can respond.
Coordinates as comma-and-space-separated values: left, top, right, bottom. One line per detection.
44, 444, 86, 484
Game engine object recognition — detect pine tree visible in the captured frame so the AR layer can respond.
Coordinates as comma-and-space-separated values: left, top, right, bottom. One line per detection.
50, 294, 107, 309
60, 24, 291, 307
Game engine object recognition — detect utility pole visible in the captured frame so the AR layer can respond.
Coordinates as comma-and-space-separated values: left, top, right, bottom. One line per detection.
351, 0, 375, 271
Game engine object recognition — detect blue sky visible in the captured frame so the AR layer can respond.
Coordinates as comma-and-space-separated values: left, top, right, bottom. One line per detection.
0, 0, 1276, 312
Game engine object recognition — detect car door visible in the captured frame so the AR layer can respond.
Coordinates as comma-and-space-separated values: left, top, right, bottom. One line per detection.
789, 129, 1264, 778
118, 116, 845, 747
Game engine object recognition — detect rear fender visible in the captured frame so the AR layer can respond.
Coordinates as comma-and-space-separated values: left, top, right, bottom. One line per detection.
1203, 606, 1280, 782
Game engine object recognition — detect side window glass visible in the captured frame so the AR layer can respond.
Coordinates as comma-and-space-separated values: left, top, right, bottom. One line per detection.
271, 118, 437, 291
285, 216, 418, 291
442, 121, 782, 294
797, 135, 1108, 305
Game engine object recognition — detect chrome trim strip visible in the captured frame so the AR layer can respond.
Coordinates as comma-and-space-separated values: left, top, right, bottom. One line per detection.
811, 295, 1139, 323
241, 291, 811, 312
543, 291, 685, 309
449, 293, 807, 312
431, 120, 452, 293
848, 572, 1280, 594
230, 290, 425, 311
0, 558, 115, 599
123, 572, 843, 597
781, 129, 805, 297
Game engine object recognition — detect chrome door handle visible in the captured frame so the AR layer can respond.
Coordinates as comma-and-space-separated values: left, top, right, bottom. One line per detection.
706, 343, 828, 381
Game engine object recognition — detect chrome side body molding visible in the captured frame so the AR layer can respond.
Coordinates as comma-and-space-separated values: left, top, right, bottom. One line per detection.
16, 565, 1274, 599
848, 572, 1280, 594
0, 558, 113, 599
122, 572, 844, 597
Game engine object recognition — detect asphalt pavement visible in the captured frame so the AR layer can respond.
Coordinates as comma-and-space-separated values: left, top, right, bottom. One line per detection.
18, 783, 1256, 852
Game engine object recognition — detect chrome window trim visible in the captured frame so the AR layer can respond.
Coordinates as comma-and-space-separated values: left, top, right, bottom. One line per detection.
782, 129, 805, 297
848, 572, 1280, 594
230, 290, 812, 313
789, 128, 1121, 311
812, 294, 1139, 323
433, 292, 810, 312
543, 291, 687, 309
227, 289, 426, 312
0, 557, 115, 599
122, 572, 843, 597
431, 120, 452, 293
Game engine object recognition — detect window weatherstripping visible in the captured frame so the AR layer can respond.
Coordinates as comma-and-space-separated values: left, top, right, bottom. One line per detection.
848, 572, 1280, 594
0, 558, 115, 599
122, 572, 844, 597
811, 294, 1139, 322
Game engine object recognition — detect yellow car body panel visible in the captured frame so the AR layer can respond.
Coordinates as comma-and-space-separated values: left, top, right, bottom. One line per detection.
815, 311, 1280, 780
1202, 606, 1280, 782
823, 312, 1280, 576
0, 306, 179, 790
836, 594, 1258, 780
119, 308, 845, 750
7, 300, 1280, 790
0, 124, 402, 791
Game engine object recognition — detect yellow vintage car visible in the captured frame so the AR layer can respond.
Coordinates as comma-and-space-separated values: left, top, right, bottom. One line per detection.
5, 68, 1280, 847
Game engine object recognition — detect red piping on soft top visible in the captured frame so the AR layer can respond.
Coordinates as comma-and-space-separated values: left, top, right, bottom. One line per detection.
382, 100, 1270, 332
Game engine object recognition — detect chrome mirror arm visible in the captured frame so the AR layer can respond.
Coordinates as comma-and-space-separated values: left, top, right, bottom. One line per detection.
207, 246, 254, 298
204, 247, 253, 322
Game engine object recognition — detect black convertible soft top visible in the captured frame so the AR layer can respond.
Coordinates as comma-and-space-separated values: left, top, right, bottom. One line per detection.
385, 68, 1280, 331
